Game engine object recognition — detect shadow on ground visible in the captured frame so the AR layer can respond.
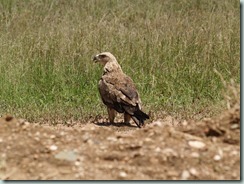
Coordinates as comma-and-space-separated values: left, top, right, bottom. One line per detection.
93, 121, 138, 128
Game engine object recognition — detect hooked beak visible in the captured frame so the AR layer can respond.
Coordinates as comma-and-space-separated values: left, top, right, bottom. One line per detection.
93, 55, 99, 62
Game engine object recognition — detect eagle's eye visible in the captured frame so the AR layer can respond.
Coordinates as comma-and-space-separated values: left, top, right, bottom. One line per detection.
99, 54, 107, 59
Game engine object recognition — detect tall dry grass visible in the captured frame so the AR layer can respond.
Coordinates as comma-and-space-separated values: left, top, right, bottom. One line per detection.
0, 0, 240, 122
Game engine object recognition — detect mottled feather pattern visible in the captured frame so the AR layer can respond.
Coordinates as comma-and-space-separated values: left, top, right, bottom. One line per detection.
94, 52, 149, 128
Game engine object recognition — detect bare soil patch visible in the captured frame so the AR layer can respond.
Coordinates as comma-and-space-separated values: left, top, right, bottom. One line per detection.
0, 104, 240, 180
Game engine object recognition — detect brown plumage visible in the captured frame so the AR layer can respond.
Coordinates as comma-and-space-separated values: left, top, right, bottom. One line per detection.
93, 52, 149, 128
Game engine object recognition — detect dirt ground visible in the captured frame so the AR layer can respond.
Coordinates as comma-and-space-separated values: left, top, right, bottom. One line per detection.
0, 103, 240, 180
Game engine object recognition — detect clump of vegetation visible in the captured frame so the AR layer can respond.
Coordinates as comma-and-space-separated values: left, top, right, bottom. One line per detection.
0, 0, 240, 122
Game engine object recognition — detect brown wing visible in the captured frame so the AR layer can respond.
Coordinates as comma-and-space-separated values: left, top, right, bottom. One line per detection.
98, 72, 141, 113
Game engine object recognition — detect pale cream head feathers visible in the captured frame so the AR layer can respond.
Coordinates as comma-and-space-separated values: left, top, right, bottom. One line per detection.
93, 52, 122, 73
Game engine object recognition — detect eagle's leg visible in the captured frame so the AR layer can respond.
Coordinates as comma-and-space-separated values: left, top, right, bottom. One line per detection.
107, 107, 116, 123
131, 116, 141, 128
124, 113, 131, 124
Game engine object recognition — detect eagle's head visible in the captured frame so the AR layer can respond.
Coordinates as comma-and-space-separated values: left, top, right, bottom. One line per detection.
93, 52, 117, 65
93, 52, 122, 73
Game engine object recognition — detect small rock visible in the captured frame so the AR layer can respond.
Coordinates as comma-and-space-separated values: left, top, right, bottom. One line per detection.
144, 137, 153, 142
189, 168, 198, 176
87, 139, 94, 145
167, 170, 178, 177
50, 135, 56, 139
0, 159, 6, 169
22, 121, 30, 126
188, 140, 206, 149
34, 137, 40, 141
213, 154, 221, 161
33, 154, 39, 159
49, 145, 58, 151
66, 121, 72, 125
0, 138, 3, 143
152, 120, 163, 127
232, 172, 238, 178
182, 120, 188, 126
100, 145, 108, 150
119, 145, 124, 150
123, 157, 130, 162
108, 165, 113, 169
162, 148, 178, 157
55, 150, 77, 161
119, 171, 127, 178
202, 118, 212, 122
60, 131, 65, 136
190, 152, 200, 158
75, 161, 81, 166
21, 123, 30, 130
90, 127, 95, 130
150, 157, 158, 164
181, 170, 190, 180
230, 124, 239, 129
155, 147, 161, 153
211, 137, 218, 143
82, 134, 90, 142
218, 149, 223, 157
230, 150, 239, 156
107, 136, 117, 142
18, 118, 26, 124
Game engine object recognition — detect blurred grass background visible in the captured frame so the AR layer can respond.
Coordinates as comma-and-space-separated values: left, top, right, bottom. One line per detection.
0, 0, 240, 123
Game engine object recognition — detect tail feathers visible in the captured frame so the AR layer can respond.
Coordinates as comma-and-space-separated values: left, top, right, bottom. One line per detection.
132, 109, 149, 128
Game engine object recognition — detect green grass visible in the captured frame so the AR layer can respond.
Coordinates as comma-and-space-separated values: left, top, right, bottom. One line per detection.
0, 0, 240, 122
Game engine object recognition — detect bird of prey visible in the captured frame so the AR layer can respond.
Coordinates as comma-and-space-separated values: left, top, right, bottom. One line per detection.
93, 52, 149, 128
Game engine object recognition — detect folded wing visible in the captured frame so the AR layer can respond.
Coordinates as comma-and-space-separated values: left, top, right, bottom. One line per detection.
98, 72, 141, 114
